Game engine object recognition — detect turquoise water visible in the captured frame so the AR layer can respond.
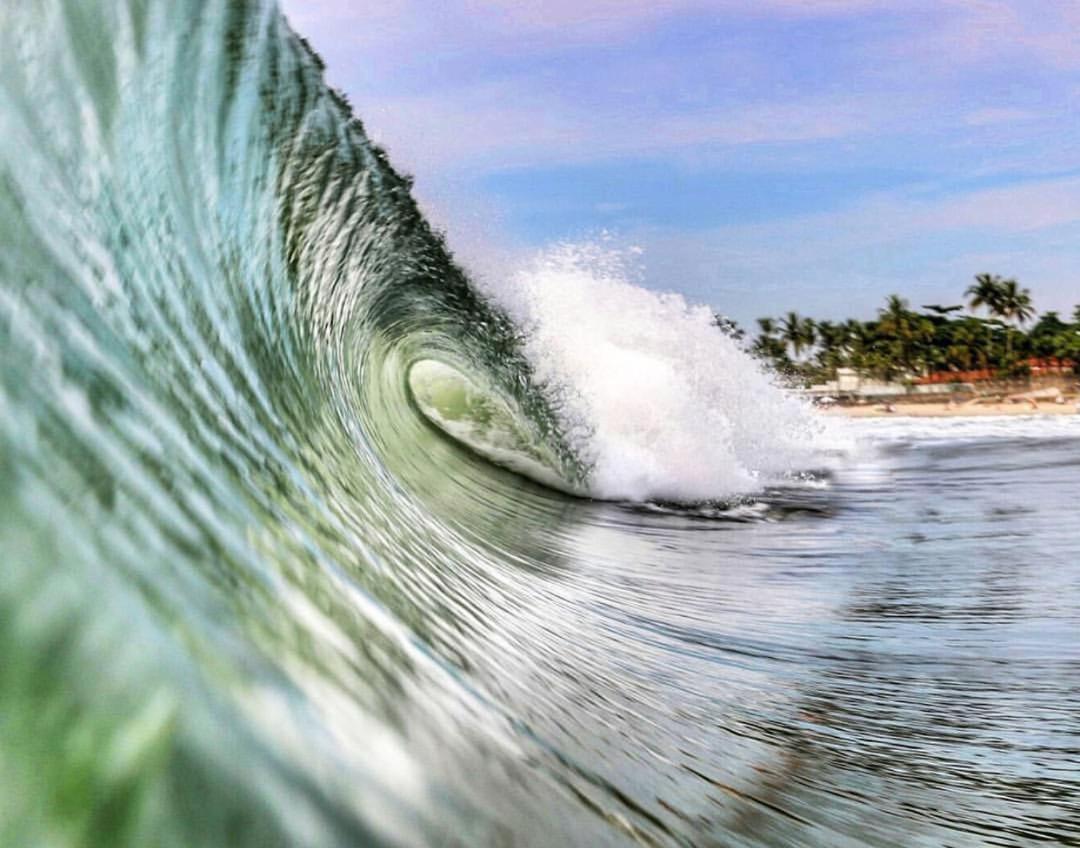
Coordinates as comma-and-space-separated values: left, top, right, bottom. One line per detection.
2, 2, 1079, 846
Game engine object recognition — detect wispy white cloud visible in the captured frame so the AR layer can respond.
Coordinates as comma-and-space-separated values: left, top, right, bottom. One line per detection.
879, 0, 1080, 73
962, 107, 1045, 127
923, 177, 1080, 233
691, 175, 1080, 257
284, 0, 919, 52
635, 174, 1080, 322
360, 85, 903, 174
285, 0, 1079, 176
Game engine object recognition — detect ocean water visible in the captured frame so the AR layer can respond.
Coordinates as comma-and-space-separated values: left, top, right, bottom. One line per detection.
2, 2, 1078, 846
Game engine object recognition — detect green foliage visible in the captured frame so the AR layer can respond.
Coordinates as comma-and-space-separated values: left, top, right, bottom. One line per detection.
779, 312, 816, 360
711, 314, 745, 341
746, 274, 1079, 386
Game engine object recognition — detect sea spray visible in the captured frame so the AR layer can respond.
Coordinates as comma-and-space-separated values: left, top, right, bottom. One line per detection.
487, 241, 830, 501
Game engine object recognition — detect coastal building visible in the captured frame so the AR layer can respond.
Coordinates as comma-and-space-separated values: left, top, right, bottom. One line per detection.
804, 368, 955, 401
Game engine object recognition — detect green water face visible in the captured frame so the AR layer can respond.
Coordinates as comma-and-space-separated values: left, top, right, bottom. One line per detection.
0, 1, 580, 845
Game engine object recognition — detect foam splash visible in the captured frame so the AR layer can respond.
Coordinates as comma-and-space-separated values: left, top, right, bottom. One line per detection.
491, 242, 830, 502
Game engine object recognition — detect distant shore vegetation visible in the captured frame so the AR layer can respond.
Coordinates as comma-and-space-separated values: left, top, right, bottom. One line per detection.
719, 274, 1080, 386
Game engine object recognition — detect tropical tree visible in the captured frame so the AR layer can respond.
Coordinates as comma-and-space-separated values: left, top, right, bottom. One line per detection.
813, 320, 849, 376
780, 311, 816, 361
921, 304, 966, 372
1029, 312, 1070, 359
1031, 311, 1068, 335
751, 317, 791, 373
944, 319, 983, 371
966, 273, 1015, 364
712, 314, 745, 341
994, 278, 1034, 364
747, 273, 1074, 383
876, 295, 933, 377
965, 273, 1004, 316
841, 319, 871, 374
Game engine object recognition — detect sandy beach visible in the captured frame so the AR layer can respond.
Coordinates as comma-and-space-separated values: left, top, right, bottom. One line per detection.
824, 400, 1080, 418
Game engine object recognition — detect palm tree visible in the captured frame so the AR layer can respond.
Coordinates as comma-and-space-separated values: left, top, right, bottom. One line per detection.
877, 295, 933, 377
748, 276, 1068, 382
880, 294, 909, 322
813, 320, 848, 376
780, 311, 816, 361
965, 273, 1008, 363
945, 320, 981, 371
965, 273, 1004, 316
1029, 312, 1069, 359
713, 314, 745, 341
838, 319, 869, 375
995, 278, 1035, 363
752, 317, 790, 372
997, 279, 1035, 326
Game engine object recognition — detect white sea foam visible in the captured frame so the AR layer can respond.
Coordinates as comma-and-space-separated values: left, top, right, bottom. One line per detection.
490, 242, 835, 502
841, 414, 1080, 447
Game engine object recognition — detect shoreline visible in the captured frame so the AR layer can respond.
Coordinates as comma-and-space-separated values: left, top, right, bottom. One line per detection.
822, 400, 1080, 418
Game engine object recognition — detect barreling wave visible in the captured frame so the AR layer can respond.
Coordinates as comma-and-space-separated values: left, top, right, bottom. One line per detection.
0, 2, 578, 844
0, 2, 829, 846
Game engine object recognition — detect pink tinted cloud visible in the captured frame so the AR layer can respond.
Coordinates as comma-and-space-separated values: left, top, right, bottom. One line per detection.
885, 0, 1080, 72
635, 174, 1080, 320
460, 0, 894, 34
924, 177, 1080, 233
359, 83, 905, 175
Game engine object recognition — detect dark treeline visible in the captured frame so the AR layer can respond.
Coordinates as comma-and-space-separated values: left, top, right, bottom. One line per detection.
719, 274, 1080, 385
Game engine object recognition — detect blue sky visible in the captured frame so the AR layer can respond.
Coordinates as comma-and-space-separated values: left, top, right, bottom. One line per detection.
281, 0, 1080, 326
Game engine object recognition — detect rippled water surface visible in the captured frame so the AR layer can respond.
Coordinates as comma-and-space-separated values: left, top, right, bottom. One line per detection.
415, 416, 1080, 847
2, 2, 1078, 845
